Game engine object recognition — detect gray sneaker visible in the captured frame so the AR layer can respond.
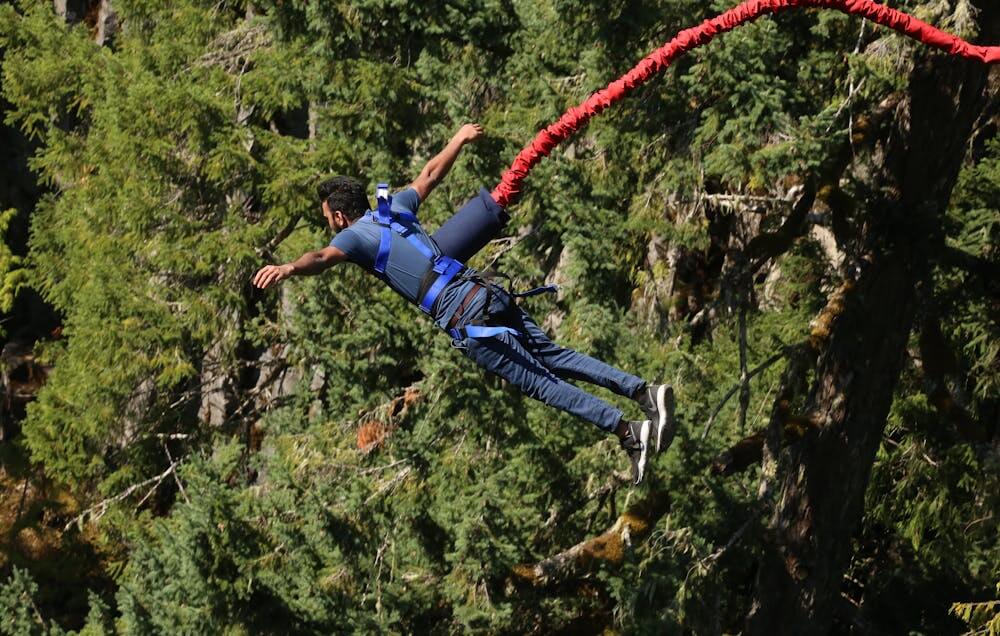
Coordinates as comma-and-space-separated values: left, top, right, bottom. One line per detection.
636, 384, 676, 454
620, 420, 651, 485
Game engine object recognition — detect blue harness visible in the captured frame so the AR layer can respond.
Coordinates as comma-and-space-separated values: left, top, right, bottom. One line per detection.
369, 183, 555, 342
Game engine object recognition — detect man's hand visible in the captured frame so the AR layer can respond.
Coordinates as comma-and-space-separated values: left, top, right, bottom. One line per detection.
409, 123, 485, 202
457, 123, 483, 144
252, 263, 294, 289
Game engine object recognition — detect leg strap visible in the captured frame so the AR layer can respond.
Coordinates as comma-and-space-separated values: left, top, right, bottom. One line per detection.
448, 325, 520, 340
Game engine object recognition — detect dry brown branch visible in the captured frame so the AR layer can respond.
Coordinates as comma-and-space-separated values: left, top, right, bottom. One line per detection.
364, 466, 413, 505
163, 441, 190, 504
745, 181, 817, 275
256, 215, 304, 260
485, 224, 535, 270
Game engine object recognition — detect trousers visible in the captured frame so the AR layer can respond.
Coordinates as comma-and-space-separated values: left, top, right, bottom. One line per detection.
453, 285, 644, 431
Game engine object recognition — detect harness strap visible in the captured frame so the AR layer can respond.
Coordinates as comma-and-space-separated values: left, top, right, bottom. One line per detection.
420, 257, 463, 314
449, 325, 520, 341
373, 189, 393, 275
370, 184, 465, 315
512, 284, 560, 298
369, 184, 554, 337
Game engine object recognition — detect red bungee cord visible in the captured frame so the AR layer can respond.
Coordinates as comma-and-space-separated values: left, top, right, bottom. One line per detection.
490, 0, 1000, 209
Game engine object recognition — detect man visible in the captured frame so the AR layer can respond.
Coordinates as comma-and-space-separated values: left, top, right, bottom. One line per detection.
252, 124, 676, 484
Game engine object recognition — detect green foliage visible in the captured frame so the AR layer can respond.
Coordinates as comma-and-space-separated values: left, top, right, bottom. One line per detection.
1, 0, 997, 633
952, 583, 1000, 636
0, 567, 64, 636
0, 208, 28, 318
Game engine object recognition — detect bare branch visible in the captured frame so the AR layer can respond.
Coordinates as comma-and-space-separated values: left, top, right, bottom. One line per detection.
485, 224, 535, 270
738, 303, 750, 434
701, 351, 786, 441
163, 441, 190, 504
64, 459, 183, 530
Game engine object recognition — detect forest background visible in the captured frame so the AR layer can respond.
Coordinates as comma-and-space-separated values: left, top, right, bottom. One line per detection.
0, 0, 997, 633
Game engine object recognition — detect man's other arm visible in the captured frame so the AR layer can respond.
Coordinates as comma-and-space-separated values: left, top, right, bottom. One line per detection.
408, 123, 483, 202
252, 246, 347, 289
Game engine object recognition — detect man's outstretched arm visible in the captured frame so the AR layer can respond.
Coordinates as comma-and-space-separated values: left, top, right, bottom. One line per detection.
408, 123, 483, 202
252, 245, 347, 289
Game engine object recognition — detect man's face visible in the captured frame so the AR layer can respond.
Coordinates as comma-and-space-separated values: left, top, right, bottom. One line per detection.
322, 200, 351, 232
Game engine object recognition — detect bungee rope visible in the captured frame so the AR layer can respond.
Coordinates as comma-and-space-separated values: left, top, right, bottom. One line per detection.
490, 0, 1000, 209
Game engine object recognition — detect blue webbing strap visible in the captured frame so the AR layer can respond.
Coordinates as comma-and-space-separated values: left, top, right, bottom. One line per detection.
448, 325, 521, 341
368, 183, 465, 315
419, 257, 463, 314
390, 220, 434, 259
373, 185, 393, 275
369, 183, 541, 333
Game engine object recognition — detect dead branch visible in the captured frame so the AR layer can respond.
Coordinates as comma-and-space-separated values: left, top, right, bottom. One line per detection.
364, 466, 413, 505
745, 180, 817, 275
485, 224, 535, 270
64, 459, 183, 530
256, 214, 304, 261
193, 23, 272, 73
163, 441, 190, 504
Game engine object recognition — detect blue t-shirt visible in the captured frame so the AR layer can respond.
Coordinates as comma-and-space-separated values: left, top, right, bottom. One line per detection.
330, 188, 485, 329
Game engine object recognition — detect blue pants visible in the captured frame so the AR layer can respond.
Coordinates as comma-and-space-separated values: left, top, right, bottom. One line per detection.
454, 286, 645, 432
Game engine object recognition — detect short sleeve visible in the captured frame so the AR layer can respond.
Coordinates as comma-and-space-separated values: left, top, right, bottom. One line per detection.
329, 227, 362, 257
391, 188, 421, 215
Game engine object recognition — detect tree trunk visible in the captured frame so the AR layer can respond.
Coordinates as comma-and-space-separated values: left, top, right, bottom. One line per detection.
746, 5, 999, 632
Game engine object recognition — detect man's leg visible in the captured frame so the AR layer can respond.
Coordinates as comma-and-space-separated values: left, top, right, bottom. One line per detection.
458, 334, 655, 484
494, 299, 646, 399
478, 287, 677, 459
458, 330, 624, 433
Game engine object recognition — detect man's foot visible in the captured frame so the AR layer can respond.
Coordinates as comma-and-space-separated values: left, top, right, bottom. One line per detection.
636, 383, 676, 454
620, 419, 651, 485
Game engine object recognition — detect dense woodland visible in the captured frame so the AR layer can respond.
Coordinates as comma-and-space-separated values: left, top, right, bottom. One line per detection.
0, 0, 998, 633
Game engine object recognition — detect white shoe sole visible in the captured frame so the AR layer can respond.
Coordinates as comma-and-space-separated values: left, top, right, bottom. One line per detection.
636, 419, 651, 484
654, 385, 675, 453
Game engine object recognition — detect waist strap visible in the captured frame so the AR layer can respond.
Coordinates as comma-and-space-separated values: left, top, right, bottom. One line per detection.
419, 258, 464, 314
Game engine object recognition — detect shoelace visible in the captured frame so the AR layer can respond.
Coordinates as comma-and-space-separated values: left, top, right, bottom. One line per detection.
620, 434, 643, 452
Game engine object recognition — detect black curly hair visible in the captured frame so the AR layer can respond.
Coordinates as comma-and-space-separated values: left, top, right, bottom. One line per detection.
317, 176, 369, 220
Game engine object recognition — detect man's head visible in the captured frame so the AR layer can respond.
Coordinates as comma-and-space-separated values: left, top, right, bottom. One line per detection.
317, 176, 369, 231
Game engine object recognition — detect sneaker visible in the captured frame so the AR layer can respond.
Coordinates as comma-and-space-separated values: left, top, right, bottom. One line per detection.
620, 419, 651, 485
636, 383, 677, 454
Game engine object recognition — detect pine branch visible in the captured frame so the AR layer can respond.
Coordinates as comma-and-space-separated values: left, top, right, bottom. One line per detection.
710, 410, 821, 477
745, 180, 817, 275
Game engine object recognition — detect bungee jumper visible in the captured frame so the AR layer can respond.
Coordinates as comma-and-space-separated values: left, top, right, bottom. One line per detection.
252, 0, 999, 485
253, 124, 676, 485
